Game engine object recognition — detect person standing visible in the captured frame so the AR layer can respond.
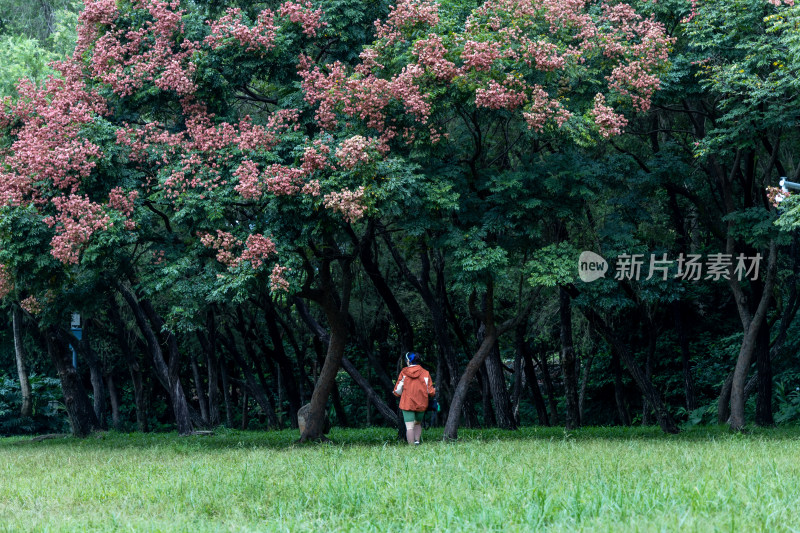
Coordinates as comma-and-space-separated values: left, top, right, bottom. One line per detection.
393, 352, 435, 445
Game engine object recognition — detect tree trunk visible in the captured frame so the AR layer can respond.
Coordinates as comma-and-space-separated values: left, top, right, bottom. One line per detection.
578, 353, 594, 423
445, 328, 498, 439
478, 365, 495, 427
518, 328, 549, 426
341, 356, 401, 427
535, 348, 559, 424
612, 346, 631, 426
117, 283, 193, 435
190, 353, 209, 425
220, 358, 234, 427
107, 298, 147, 432
106, 374, 122, 431
300, 257, 353, 442
12, 307, 33, 418
220, 327, 278, 427
241, 388, 249, 430
331, 381, 348, 427
484, 341, 516, 429
46, 331, 99, 437
672, 301, 697, 412
642, 328, 656, 426
198, 312, 221, 426
755, 312, 774, 426
729, 243, 778, 431
585, 309, 677, 433
81, 324, 108, 429
559, 287, 580, 430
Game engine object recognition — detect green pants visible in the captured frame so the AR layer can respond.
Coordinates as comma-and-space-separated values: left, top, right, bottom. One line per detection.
402, 410, 425, 423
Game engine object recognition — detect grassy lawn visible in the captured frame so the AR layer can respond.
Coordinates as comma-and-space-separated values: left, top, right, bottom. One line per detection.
2, 426, 800, 532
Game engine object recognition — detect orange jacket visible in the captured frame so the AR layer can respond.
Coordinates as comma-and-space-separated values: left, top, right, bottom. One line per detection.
393, 365, 435, 412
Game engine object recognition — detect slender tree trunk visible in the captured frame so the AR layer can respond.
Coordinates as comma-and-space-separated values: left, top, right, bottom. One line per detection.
445, 328, 498, 439
672, 301, 697, 412
755, 313, 774, 426
117, 284, 192, 435
578, 353, 594, 423
199, 312, 221, 426
190, 353, 209, 425
12, 307, 33, 418
220, 358, 234, 427
642, 329, 656, 426
107, 299, 147, 432
81, 324, 108, 429
331, 381, 348, 427
611, 346, 631, 426
518, 328, 549, 426
535, 349, 559, 424
729, 243, 777, 431
478, 365, 495, 427
46, 331, 99, 437
484, 341, 516, 429
220, 327, 278, 427
560, 287, 580, 429
241, 388, 249, 430
106, 374, 122, 431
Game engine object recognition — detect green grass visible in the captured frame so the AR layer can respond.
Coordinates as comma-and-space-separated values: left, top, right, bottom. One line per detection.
2, 426, 800, 532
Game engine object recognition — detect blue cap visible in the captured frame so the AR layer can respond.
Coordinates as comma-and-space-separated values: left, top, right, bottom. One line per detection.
405, 352, 417, 364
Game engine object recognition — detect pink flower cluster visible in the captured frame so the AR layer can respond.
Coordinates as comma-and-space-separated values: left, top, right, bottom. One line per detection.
323, 186, 367, 222
270, 264, 290, 292
591, 93, 628, 137
81, 0, 199, 97
0, 263, 11, 299
264, 164, 306, 195
335, 136, 375, 169
233, 160, 261, 200
200, 231, 276, 269
2, 69, 107, 203
20, 295, 42, 315
522, 86, 572, 131
461, 40, 502, 72
299, 56, 431, 146
44, 195, 111, 264
301, 142, 331, 173
301, 179, 321, 196
375, 0, 440, 45
413, 35, 457, 80
239, 234, 277, 268
206, 8, 278, 53
108, 187, 139, 217
475, 80, 528, 110
279, 1, 326, 37
199, 230, 242, 267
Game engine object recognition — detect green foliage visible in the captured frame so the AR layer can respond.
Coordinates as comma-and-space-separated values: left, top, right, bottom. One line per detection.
0, 373, 67, 435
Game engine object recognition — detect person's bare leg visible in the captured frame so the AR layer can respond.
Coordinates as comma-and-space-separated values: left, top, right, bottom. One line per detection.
414, 422, 422, 443
405, 422, 415, 444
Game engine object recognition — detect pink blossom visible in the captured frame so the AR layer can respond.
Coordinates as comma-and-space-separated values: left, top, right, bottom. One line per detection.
323, 186, 367, 222
240, 234, 277, 268
20, 295, 42, 315
46, 195, 111, 264
270, 264, 291, 292
279, 1, 326, 36
335, 136, 375, 169
591, 93, 628, 137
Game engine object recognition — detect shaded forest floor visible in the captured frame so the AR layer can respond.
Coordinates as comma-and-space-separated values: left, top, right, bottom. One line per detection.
2, 425, 800, 531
